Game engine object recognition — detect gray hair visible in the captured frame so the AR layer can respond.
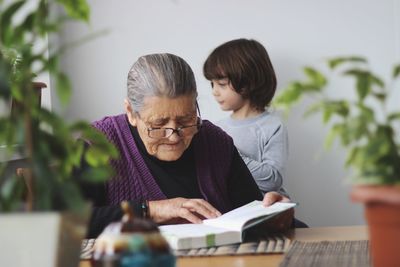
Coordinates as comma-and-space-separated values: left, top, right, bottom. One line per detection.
127, 53, 197, 112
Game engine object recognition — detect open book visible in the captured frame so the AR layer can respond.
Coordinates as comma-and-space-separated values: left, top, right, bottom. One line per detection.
159, 201, 296, 250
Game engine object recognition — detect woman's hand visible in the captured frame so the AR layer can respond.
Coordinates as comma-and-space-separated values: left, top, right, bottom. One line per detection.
148, 198, 222, 224
261, 191, 294, 232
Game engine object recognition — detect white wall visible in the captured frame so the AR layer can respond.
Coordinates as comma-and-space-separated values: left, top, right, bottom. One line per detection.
55, 0, 400, 227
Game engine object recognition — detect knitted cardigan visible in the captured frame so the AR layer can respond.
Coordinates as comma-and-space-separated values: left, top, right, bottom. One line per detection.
93, 114, 235, 213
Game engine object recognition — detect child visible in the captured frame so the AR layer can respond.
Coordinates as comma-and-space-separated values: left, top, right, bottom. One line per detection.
203, 38, 289, 197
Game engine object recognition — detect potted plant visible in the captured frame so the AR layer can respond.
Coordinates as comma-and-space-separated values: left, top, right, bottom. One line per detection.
0, 1, 117, 267
274, 56, 400, 267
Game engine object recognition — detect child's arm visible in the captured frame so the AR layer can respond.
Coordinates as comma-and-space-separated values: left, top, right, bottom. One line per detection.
240, 124, 288, 194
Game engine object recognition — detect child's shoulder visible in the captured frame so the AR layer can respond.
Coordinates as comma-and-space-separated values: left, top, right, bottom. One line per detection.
257, 111, 284, 125
214, 111, 284, 128
252, 111, 284, 130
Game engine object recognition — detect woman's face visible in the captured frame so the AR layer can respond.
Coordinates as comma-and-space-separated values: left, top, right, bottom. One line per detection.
125, 95, 198, 161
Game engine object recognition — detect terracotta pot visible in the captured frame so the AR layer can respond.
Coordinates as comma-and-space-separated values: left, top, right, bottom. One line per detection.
351, 186, 400, 267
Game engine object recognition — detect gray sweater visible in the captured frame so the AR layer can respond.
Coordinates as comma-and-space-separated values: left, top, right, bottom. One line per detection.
216, 111, 289, 197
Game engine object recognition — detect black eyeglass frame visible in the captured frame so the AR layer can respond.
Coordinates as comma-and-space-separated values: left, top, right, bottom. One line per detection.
137, 101, 202, 139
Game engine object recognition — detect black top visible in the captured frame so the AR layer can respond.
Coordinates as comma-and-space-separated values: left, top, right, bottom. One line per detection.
132, 126, 202, 199
82, 125, 262, 238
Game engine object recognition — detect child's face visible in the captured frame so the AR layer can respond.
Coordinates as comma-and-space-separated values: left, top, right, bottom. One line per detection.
211, 78, 247, 111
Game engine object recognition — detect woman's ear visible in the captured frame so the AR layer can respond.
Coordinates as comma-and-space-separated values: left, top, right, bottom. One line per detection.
124, 98, 137, 126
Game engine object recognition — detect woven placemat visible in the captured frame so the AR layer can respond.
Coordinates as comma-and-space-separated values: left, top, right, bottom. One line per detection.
81, 234, 290, 259
279, 240, 371, 267
174, 234, 290, 257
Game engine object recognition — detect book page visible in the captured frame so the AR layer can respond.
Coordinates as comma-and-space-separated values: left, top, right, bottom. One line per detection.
204, 201, 296, 231
160, 223, 228, 237
159, 223, 240, 250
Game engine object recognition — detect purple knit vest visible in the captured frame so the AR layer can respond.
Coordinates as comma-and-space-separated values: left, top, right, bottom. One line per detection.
93, 114, 234, 213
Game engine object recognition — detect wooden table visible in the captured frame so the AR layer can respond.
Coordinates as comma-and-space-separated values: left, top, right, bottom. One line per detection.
80, 225, 367, 267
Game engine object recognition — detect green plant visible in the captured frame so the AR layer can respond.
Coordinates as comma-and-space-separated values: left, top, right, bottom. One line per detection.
274, 56, 400, 185
0, 0, 117, 212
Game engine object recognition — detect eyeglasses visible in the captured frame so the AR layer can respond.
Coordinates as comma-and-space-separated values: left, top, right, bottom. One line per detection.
144, 119, 202, 139
136, 102, 203, 139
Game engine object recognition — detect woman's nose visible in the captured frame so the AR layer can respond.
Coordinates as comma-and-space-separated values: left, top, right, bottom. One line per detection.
165, 121, 178, 129
168, 129, 181, 141
164, 121, 181, 140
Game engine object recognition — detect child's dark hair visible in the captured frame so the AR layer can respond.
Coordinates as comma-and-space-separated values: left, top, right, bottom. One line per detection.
203, 38, 277, 111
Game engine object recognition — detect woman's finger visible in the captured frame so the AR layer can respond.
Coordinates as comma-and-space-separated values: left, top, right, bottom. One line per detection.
178, 206, 203, 223
193, 199, 221, 216
182, 199, 219, 219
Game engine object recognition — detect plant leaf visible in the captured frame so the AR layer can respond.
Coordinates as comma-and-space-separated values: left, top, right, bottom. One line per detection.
388, 112, 400, 121
85, 147, 109, 167
304, 102, 323, 118
0, 176, 24, 211
322, 107, 332, 123
303, 67, 327, 88
344, 69, 370, 101
356, 73, 369, 101
80, 166, 114, 183
57, 182, 86, 212
0, 1, 26, 45
55, 72, 72, 106
369, 74, 385, 88
0, 62, 11, 98
345, 147, 360, 168
12, 12, 36, 46
274, 82, 303, 107
372, 92, 386, 102
357, 103, 375, 123
327, 100, 350, 118
324, 123, 343, 148
56, 0, 90, 22
328, 56, 367, 69
393, 64, 400, 78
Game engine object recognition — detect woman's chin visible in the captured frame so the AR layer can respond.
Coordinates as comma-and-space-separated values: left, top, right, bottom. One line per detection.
155, 150, 184, 161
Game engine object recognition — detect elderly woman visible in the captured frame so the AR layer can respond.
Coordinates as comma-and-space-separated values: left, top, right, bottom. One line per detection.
84, 53, 293, 238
